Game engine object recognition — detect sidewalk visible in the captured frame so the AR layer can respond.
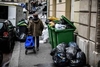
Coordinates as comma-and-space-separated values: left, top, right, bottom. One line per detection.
8, 41, 53, 67
8, 8, 54, 67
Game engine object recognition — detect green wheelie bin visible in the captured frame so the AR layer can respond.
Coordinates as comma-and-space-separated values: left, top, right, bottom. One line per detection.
50, 15, 76, 48
47, 20, 60, 49
48, 25, 54, 49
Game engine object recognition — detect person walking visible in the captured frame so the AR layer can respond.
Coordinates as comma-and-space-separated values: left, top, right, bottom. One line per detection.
28, 13, 44, 51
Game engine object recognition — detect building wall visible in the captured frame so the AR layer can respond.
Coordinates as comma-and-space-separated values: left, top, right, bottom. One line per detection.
49, 0, 71, 19
0, 0, 29, 2
73, 0, 100, 67
16, 0, 28, 2
49, 0, 53, 16
56, 0, 66, 18
48, 0, 100, 67
38, 0, 46, 3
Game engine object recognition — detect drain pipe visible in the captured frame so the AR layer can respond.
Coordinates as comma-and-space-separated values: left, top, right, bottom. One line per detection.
96, 0, 100, 53
87, 0, 92, 64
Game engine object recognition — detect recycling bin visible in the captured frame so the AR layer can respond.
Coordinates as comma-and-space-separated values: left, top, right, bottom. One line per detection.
50, 15, 76, 48
48, 25, 54, 48
52, 28, 75, 47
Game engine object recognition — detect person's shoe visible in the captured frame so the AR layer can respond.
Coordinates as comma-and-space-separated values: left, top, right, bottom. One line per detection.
34, 50, 36, 54
37, 48, 39, 51
33, 47, 36, 54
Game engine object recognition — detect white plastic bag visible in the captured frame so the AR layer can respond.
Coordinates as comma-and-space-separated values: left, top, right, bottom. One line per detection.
40, 28, 49, 43
55, 24, 66, 30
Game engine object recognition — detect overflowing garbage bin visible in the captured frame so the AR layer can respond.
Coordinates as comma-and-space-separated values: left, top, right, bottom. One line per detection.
48, 15, 76, 48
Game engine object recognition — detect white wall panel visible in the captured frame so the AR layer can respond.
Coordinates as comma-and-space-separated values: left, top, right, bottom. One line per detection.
56, 4, 65, 11
74, 1, 80, 11
56, 12, 65, 18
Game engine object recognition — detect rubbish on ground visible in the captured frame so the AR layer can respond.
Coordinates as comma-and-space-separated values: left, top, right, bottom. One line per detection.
66, 47, 77, 60
40, 28, 49, 44
68, 41, 81, 51
50, 43, 68, 66
50, 42, 87, 67
50, 42, 67, 56
69, 51, 86, 67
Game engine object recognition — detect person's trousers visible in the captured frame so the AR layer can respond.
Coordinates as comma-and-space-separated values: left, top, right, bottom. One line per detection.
35, 36, 39, 48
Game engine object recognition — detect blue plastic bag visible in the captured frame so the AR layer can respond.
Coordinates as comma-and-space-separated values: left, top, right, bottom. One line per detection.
68, 42, 81, 51
25, 35, 35, 48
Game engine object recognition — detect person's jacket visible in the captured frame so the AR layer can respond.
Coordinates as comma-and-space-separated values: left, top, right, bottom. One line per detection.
28, 18, 44, 36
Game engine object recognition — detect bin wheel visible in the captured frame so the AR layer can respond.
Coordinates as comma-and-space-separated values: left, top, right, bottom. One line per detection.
33, 48, 36, 54
25, 49, 28, 55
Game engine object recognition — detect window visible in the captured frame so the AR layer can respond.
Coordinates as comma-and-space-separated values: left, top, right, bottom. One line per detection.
0, 6, 8, 19
59, 0, 62, 2
0, 23, 3, 29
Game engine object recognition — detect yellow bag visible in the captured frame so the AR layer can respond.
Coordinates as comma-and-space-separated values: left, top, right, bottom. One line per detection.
48, 16, 59, 21
49, 21, 55, 27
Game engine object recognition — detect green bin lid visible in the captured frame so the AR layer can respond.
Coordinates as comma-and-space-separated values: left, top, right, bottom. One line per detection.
61, 15, 76, 29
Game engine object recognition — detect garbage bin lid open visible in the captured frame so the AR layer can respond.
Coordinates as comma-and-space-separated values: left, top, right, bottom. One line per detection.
61, 15, 76, 30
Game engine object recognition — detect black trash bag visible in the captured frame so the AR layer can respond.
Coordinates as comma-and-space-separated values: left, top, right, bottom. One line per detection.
50, 43, 67, 56
19, 26, 28, 35
68, 42, 81, 51
56, 42, 68, 53
50, 48, 57, 56
45, 19, 51, 25
16, 25, 28, 41
70, 51, 86, 67
53, 51, 68, 67
66, 47, 77, 60
51, 43, 68, 66
60, 19, 66, 24
60, 19, 73, 29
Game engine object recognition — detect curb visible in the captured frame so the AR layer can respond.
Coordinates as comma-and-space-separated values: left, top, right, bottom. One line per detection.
8, 41, 20, 67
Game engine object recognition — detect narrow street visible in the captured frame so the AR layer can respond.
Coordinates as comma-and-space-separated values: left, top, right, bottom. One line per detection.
8, 41, 54, 67
8, 7, 55, 67
0, 0, 100, 67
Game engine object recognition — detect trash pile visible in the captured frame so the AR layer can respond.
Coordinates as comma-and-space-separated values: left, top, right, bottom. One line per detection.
40, 28, 49, 43
46, 15, 75, 30
50, 42, 88, 67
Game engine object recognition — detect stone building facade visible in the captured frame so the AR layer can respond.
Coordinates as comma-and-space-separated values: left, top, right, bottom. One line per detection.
0, 0, 28, 2
48, 0, 100, 67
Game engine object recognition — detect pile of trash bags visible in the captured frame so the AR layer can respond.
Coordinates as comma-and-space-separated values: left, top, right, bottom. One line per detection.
50, 42, 90, 67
